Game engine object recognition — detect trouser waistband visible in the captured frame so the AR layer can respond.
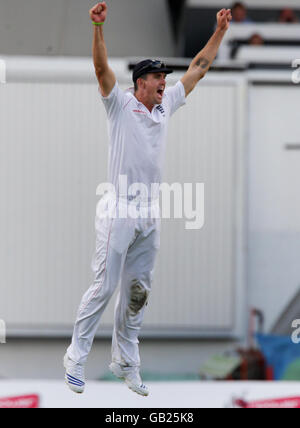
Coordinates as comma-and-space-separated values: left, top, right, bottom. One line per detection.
103, 192, 160, 207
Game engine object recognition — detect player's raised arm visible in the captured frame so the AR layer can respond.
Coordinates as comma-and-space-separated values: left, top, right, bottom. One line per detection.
90, 2, 116, 97
181, 8, 232, 97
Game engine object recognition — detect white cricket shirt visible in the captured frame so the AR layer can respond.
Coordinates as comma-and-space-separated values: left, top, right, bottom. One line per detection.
100, 80, 186, 201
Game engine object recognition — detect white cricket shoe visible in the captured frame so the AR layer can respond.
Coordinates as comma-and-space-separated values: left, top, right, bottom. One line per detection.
109, 362, 149, 397
64, 353, 85, 394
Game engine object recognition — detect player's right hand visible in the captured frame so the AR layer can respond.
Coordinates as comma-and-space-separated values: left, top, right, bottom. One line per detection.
90, 2, 107, 23
216, 8, 232, 32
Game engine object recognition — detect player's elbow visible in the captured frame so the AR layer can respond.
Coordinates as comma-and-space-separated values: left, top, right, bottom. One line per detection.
94, 64, 109, 80
191, 69, 206, 85
95, 67, 104, 80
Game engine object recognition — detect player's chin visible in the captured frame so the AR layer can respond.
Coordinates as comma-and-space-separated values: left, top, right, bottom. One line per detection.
155, 93, 163, 104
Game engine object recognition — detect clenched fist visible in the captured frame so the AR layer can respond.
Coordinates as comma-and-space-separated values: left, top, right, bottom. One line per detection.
90, 2, 107, 23
216, 9, 232, 31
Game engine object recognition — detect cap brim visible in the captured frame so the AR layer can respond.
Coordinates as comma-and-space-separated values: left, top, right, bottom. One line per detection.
133, 67, 173, 82
150, 68, 173, 75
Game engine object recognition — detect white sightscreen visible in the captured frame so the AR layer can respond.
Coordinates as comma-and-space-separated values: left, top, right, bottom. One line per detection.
0, 58, 246, 337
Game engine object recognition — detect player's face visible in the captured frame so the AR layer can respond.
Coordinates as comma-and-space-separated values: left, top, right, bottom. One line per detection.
145, 73, 167, 104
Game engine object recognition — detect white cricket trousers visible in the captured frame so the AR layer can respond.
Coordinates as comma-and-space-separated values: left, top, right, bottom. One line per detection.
67, 193, 160, 367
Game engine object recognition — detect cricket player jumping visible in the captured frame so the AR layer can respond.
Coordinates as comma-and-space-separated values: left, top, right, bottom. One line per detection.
64, 2, 232, 396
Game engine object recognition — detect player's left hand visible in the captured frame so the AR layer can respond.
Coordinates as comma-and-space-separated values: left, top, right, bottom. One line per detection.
216, 9, 232, 32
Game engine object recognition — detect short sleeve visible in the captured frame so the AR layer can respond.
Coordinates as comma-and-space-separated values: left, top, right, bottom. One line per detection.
164, 80, 186, 117
99, 81, 126, 120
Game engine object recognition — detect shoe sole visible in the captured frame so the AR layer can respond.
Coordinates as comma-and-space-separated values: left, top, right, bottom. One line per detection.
109, 363, 149, 397
125, 379, 149, 397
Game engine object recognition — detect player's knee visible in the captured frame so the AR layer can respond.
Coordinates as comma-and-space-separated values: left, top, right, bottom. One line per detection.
93, 281, 114, 303
128, 280, 149, 315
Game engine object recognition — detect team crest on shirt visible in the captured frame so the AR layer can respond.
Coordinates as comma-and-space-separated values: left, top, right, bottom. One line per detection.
156, 105, 165, 117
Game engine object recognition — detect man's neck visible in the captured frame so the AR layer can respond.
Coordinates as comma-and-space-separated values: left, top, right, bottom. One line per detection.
134, 91, 155, 113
